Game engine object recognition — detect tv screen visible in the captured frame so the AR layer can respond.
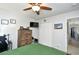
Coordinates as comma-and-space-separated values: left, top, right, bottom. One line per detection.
30, 22, 39, 28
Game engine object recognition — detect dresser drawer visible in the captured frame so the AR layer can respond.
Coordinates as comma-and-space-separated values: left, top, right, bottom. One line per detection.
18, 28, 32, 47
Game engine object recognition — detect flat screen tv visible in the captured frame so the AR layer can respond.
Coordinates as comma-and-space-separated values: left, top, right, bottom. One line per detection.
30, 22, 39, 28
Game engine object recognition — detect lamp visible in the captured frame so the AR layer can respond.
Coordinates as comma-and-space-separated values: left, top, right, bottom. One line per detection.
32, 6, 40, 11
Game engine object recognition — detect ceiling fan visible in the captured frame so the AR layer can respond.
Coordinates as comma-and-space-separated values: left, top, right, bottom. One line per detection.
23, 3, 52, 15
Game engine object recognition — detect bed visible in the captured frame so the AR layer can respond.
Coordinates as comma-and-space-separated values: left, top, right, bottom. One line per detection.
0, 43, 66, 55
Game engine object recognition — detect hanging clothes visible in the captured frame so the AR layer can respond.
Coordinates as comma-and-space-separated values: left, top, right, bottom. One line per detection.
71, 27, 75, 38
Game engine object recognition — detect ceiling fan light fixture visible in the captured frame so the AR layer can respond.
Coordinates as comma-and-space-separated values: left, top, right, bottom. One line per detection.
32, 6, 40, 11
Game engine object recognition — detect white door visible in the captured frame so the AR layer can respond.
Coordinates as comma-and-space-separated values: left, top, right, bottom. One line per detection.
39, 23, 53, 47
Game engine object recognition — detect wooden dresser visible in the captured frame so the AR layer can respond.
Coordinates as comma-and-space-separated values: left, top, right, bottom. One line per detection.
18, 26, 32, 47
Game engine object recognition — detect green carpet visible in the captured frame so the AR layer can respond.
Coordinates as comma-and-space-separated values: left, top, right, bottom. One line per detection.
0, 43, 66, 55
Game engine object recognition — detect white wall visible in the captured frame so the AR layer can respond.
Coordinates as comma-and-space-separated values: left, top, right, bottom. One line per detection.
30, 28, 39, 39
39, 10, 79, 52
0, 10, 39, 49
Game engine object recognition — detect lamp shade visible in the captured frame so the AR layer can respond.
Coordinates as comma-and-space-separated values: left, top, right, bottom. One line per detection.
32, 6, 40, 11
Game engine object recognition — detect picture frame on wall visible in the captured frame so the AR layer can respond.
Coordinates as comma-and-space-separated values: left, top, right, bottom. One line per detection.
54, 23, 63, 29
10, 19, 16, 24
1, 19, 9, 25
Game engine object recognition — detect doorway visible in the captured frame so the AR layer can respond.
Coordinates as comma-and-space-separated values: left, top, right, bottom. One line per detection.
67, 17, 79, 55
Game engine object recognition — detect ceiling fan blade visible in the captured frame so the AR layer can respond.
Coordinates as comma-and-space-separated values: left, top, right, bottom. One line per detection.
29, 3, 36, 6
23, 7, 32, 11
36, 11, 40, 15
37, 3, 42, 6
40, 6, 52, 10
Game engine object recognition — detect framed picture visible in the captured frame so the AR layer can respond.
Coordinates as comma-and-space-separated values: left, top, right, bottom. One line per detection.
1, 19, 9, 25
54, 23, 63, 29
10, 19, 16, 24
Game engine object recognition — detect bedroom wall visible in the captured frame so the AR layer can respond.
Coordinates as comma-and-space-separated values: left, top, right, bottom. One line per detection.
39, 10, 79, 52
0, 10, 39, 49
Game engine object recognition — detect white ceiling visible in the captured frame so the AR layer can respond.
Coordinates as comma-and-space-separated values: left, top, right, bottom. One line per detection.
0, 3, 79, 19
